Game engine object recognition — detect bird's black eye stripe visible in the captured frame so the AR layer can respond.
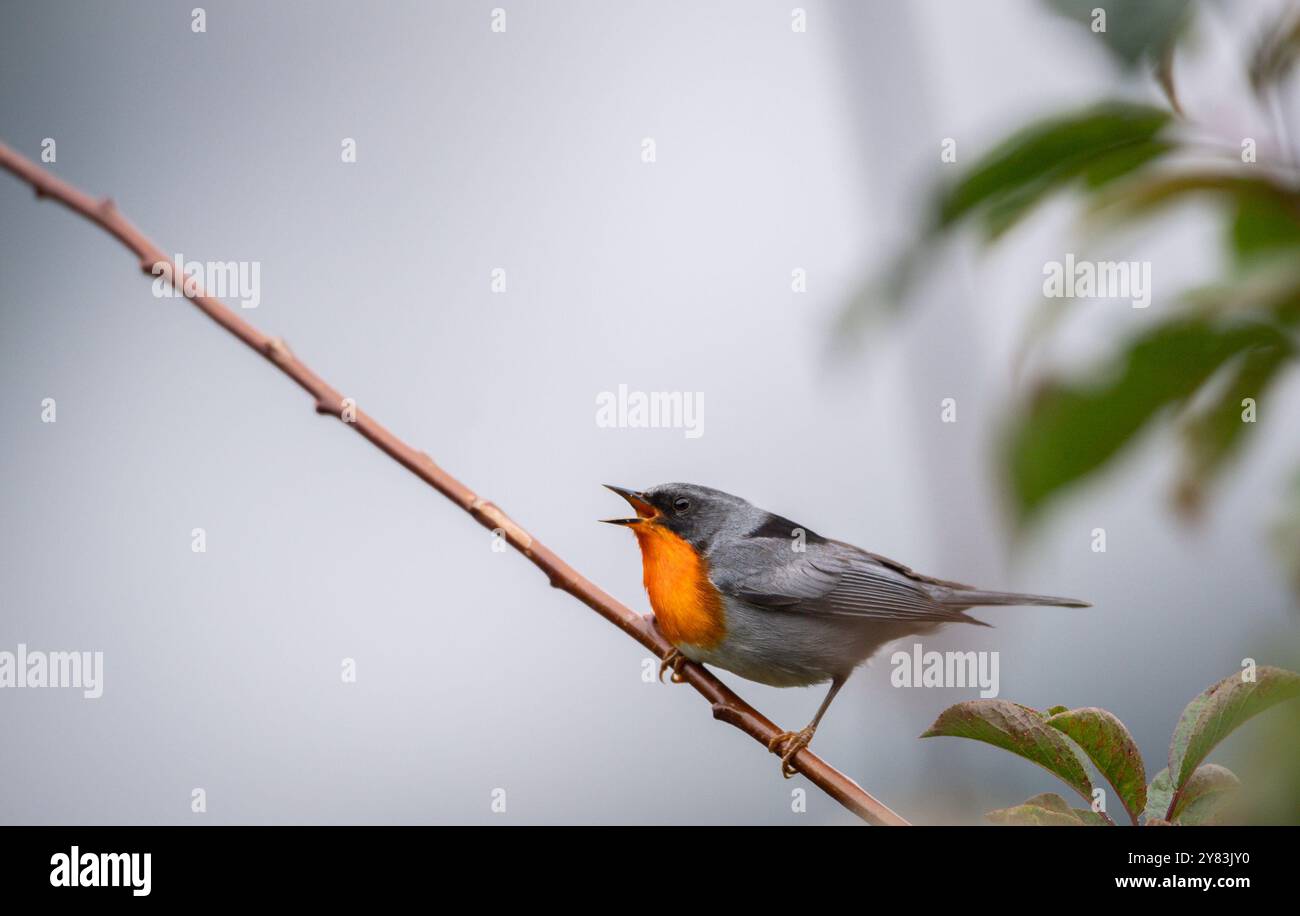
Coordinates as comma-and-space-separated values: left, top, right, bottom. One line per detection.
673, 497, 691, 513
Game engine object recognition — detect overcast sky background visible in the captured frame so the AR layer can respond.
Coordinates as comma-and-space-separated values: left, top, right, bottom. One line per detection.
2, 0, 1298, 825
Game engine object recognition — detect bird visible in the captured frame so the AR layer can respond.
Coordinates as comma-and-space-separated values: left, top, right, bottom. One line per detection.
601, 482, 1088, 777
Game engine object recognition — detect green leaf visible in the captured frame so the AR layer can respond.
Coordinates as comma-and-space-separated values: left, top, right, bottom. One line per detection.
921, 700, 1093, 802
1144, 768, 1174, 824
1022, 791, 1076, 815
1177, 796, 1236, 826
1044, 0, 1193, 68
1172, 764, 1241, 825
1047, 707, 1147, 824
979, 173, 1060, 240
1231, 190, 1300, 264
1172, 258, 1300, 517
1081, 138, 1173, 189
1172, 666, 1300, 791
1092, 173, 1300, 238
987, 803, 1084, 826
1174, 342, 1293, 516
1006, 318, 1293, 521
987, 791, 1095, 825
1073, 808, 1110, 826
1016, 792, 1109, 826
842, 102, 1179, 328
1168, 694, 1211, 792
977, 139, 1174, 240
936, 102, 1171, 235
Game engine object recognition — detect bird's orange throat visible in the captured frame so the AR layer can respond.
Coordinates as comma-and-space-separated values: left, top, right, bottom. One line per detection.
632, 522, 726, 650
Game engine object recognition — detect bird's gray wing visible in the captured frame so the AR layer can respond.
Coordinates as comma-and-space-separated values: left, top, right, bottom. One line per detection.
708, 538, 979, 625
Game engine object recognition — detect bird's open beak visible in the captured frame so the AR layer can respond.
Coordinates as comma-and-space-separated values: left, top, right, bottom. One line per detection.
600, 484, 657, 526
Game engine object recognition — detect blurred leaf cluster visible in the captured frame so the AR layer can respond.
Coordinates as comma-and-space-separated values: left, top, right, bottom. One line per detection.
853, 0, 1300, 593
922, 665, 1300, 824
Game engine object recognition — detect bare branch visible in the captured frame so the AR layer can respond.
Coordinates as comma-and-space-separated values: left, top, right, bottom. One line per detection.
0, 141, 909, 826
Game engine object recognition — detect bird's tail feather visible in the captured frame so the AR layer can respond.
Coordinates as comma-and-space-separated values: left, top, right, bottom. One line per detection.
943, 589, 1090, 609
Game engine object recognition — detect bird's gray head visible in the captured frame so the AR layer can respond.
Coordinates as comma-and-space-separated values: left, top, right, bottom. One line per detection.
601, 482, 760, 550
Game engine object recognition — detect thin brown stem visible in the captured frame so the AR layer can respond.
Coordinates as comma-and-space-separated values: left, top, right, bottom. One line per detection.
0, 141, 909, 826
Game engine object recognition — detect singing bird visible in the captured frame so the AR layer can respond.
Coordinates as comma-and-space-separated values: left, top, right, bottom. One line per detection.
602, 483, 1088, 776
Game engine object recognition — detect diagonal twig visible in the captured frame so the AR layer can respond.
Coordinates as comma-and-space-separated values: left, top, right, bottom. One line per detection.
0, 141, 909, 826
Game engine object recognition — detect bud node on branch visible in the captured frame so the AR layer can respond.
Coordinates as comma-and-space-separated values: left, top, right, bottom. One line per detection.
471, 499, 533, 551
264, 337, 294, 364
711, 703, 740, 724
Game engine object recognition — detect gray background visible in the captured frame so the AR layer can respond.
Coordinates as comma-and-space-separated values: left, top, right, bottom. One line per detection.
2, 0, 1296, 824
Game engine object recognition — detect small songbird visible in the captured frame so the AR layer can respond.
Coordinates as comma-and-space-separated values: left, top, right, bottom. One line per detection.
602, 483, 1088, 776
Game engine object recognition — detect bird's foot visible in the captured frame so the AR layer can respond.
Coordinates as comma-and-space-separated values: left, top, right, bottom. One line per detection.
767, 726, 816, 779
658, 648, 687, 684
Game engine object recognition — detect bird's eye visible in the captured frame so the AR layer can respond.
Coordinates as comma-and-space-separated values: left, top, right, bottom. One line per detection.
673, 497, 691, 513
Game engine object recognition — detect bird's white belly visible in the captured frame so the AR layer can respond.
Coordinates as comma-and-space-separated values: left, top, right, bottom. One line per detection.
677, 597, 946, 689
676, 600, 855, 688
